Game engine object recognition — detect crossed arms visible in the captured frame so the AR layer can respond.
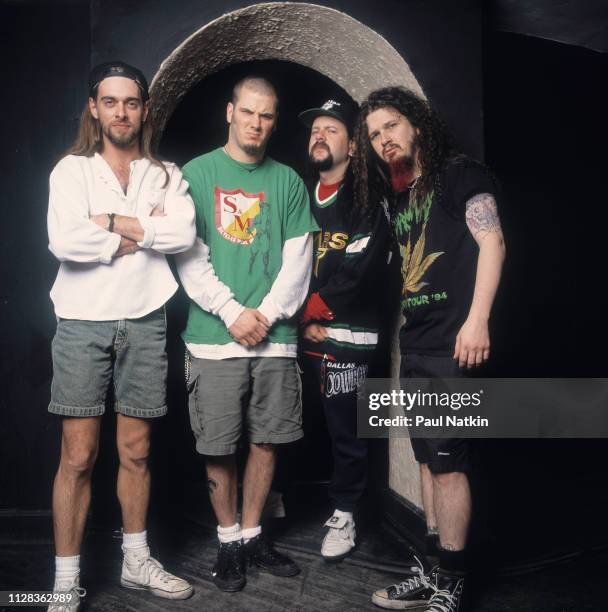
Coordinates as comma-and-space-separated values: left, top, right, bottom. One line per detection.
48, 158, 196, 264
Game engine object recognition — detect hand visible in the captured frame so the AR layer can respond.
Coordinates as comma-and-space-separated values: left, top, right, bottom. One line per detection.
90, 213, 110, 230
150, 206, 166, 217
302, 323, 328, 343
114, 236, 140, 258
453, 317, 490, 369
228, 308, 270, 347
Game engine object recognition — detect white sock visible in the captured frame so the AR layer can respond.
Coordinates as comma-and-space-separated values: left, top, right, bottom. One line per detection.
242, 525, 261, 543
217, 523, 242, 544
334, 509, 354, 520
54, 555, 80, 588
122, 530, 149, 557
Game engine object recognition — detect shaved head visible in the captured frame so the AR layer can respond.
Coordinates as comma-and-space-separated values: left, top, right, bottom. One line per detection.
232, 76, 278, 111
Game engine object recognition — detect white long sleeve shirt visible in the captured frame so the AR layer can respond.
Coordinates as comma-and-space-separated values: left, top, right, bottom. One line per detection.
176, 233, 312, 359
48, 153, 196, 320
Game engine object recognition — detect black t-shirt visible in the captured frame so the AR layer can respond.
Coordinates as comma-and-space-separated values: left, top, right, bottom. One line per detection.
393, 157, 498, 356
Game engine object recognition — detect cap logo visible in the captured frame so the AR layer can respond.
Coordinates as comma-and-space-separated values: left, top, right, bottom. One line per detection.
322, 100, 341, 111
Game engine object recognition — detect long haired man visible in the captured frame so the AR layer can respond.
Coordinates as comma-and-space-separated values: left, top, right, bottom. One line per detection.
354, 87, 506, 611
46, 61, 195, 610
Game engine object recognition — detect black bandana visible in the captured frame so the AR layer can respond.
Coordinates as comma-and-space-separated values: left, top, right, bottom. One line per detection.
88, 61, 149, 100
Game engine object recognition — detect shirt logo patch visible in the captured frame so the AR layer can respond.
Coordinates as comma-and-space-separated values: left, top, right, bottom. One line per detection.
214, 187, 265, 245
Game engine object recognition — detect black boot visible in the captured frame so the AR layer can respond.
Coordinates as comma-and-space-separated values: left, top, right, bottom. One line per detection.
211, 540, 246, 592
244, 535, 300, 577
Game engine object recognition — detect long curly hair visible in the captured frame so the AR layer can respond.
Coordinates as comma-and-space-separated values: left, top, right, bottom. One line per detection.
353, 87, 455, 218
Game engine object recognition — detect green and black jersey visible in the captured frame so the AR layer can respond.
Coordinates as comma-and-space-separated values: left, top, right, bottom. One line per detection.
302, 175, 391, 353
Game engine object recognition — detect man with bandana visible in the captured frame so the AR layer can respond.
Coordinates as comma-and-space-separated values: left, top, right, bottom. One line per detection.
47, 61, 196, 610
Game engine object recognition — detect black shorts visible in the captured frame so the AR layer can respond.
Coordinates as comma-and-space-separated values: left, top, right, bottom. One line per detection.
400, 353, 470, 474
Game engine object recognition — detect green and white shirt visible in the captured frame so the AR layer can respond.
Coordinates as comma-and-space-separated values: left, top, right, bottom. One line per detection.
176, 148, 318, 359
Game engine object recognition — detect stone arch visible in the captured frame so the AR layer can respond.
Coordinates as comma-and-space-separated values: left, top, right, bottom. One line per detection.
149, 1, 424, 511
150, 2, 425, 138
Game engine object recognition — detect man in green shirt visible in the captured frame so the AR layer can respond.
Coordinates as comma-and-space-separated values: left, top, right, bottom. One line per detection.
176, 76, 318, 592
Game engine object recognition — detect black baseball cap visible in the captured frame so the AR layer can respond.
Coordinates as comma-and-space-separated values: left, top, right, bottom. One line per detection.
298, 98, 359, 136
88, 61, 150, 101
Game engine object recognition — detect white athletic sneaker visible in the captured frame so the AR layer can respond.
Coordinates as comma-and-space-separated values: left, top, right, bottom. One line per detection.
47, 576, 86, 612
321, 512, 356, 562
120, 548, 193, 600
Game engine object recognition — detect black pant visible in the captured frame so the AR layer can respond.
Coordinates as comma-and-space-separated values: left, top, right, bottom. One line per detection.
301, 345, 372, 512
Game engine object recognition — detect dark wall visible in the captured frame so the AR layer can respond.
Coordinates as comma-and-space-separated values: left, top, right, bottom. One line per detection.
0, 0, 484, 510
91, 0, 485, 160
483, 32, 608, 378
0, 1, 90, 509
1, 0, 607, 568
478, 32, 608, 563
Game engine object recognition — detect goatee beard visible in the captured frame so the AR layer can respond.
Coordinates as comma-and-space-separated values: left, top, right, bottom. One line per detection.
242, 142, 263, 156
309, 152, 334, 172
104, 124, 140, 149
388, 155, 416, 193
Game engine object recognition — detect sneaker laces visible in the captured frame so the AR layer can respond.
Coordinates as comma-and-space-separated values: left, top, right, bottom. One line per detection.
392, 556, 434, 595
427, 587, 457, 612
225, 542, 243, 565
140, 557, 176, 584
49, 585, 86, 611
251, 535, 293, 566
256, 537, 282, 561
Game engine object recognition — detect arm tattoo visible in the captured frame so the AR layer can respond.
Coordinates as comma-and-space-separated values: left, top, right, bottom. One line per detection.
465, 193, 502, 237
207, 478, 218, 494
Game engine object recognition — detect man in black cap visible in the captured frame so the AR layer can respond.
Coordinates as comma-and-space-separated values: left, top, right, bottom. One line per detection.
298, 98, 390, 561
46, 61, 195, 610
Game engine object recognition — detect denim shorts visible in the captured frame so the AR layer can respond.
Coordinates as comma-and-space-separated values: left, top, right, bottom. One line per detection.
186, 354, 303, 456
48, 308, 168, 418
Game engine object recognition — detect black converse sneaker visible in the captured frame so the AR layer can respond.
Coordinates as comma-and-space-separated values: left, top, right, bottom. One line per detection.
211, 540, 246, 592
424, 570, 465, 612
244, 534, 300, 577
372, 557, 438, 609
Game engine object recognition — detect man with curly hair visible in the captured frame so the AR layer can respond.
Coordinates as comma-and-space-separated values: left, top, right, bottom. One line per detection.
354, 87, 506, 611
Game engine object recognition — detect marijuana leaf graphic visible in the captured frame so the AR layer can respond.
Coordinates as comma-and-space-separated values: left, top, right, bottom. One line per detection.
400, 222, 443, 295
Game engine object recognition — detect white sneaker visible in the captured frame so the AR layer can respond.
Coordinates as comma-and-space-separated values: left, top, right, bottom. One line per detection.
321, 512, 356, 562
47, 576, 86, 612
121, 547, 193, 600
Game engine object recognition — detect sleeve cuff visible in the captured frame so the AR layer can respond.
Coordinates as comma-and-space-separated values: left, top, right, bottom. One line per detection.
100, 232, 121, 264
257, 298, 281, 327
136, 215, 155, 249
218, 299, 245, 328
